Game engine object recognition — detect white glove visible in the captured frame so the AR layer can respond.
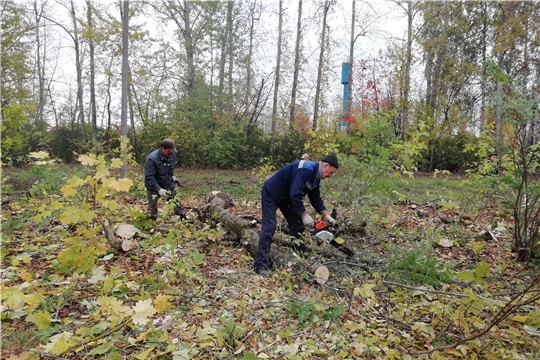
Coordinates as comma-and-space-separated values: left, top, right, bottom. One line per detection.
323, 214, 336, 226
172, 176, 178, 182
158, 188, 168, 197
302, 214, 315, 229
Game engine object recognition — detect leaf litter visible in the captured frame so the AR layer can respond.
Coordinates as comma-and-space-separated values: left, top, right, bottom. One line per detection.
1, 168, 539, 359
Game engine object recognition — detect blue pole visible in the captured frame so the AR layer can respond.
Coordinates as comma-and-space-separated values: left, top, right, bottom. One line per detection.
341, 62, 350, 132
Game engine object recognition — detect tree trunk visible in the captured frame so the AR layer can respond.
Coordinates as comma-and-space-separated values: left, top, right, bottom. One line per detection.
271, 0, 283, 135
218, 2, 229, 112
120, 0, 129, 178
70, 0, 86, 141
289, 0, 302, 130
33, 1, 45, 127
348, 0, 355, 119
245, 1, 259, 107
86, 0, 98, 141
312, 0, 330, 131
226, 1, 234, 111
402, 0, 413, 139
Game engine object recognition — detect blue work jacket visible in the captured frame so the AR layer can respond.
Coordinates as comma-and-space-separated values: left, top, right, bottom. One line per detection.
263, 160, 327, 215
144, 148, 176, 192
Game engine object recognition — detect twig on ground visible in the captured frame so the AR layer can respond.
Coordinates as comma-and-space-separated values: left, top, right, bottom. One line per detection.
256, 330, 307, 355
408, 275, 540, 356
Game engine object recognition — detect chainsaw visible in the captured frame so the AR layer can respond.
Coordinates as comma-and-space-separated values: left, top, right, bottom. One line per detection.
311, 220, 354, 257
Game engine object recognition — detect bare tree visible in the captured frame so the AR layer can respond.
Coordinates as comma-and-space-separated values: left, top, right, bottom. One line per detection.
312, 0, 330, 131
70, 0, 86, 140
86, 0, 98, 140
289, 0, 302, 130
120, 0, 129, 178
32, 0, 46, 126
271, 0, 283, 135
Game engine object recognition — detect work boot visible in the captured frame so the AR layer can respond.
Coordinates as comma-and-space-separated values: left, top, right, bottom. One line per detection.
254, 267, 269, 276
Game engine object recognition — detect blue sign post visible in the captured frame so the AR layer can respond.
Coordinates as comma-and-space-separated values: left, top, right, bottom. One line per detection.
341, 62, 350, 132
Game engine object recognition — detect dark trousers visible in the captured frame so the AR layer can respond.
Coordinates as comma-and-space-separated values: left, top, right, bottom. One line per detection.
253, 186, 305, 271
146, 185, 185, 219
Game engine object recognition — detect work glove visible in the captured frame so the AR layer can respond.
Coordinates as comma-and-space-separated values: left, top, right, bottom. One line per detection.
302, 214, 315, 229
323, 214, 336, 226
158, 188, 168, 197
172, 176, 181, 186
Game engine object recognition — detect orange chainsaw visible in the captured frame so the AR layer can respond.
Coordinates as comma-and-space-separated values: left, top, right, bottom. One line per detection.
311, 220, 354, 257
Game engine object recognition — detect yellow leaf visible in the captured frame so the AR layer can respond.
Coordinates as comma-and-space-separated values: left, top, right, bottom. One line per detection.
96, 186, 108, 201
134, 347, 155, 360
46, 333, 72, 355
192, 306, 205, 315
97, 296, 127, 316
507, 327, 522, 337
109, 158, 123, 169
132, 299, 157, 325
50, 200, 64, 211
32, 310, 52, 329
1, 286, 25, 309
334, 237, 345, 244
102, 277, 115, 295
81, 209, 96, 223
95, 168, 110, 180
28, 151, 50, 159
25, 294, 44, 312
78, 154, 98, 166
61, 185, 77, 198
18, 270, 33, 282
103, 200, 119, 210
359, 283, 376, 299
108, 178, 133, 192
154, 294, 173, 313
66, 175, 85, 187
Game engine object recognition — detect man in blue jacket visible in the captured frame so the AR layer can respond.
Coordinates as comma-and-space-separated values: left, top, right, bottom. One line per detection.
144, 139, 186, 220
253, 153, 339, 276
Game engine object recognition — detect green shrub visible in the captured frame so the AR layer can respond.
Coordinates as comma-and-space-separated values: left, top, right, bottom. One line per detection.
386, 243, 452, 286
286, 301, 317, 324
420, 132, 478, 172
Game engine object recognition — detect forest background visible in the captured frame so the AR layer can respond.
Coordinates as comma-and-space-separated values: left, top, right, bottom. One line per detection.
2, 0, 538, 171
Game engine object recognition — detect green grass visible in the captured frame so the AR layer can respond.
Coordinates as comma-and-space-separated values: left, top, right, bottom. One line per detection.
386, 242, 452, 286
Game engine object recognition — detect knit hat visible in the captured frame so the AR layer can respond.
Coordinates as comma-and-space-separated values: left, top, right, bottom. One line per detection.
161, 138, 177, 153
321, 153, 339, 169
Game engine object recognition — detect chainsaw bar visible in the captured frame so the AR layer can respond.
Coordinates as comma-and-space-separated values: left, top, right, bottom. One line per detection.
312, 221, 354, 257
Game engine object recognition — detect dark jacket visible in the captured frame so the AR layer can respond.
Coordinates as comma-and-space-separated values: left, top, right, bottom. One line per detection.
263, 160, 327, 215
144, 148, 176, 191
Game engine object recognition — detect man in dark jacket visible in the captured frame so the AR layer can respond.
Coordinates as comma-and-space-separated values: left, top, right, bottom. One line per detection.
253, 153, 339, 275
144, 139, 185, 220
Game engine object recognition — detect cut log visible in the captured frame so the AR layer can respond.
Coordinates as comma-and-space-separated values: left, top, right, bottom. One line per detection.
103, 221, 133, 251
314, 266, 330, 284
115, 223, 138, 239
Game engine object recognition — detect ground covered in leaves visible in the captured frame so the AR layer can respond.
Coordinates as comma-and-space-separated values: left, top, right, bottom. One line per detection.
1, 164, 539, 360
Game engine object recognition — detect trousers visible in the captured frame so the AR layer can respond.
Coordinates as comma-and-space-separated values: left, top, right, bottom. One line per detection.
146, 185, 185, 219
253, 186, 306, 271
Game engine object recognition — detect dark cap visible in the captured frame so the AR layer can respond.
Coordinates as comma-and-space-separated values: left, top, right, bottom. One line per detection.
161, 139, 177, 153
321, 152, 339, 169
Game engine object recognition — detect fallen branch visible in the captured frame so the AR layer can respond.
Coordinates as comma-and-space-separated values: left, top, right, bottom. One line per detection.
256, 330, 308, 355
407, 275, 540, 356
383, 280, 539, 308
